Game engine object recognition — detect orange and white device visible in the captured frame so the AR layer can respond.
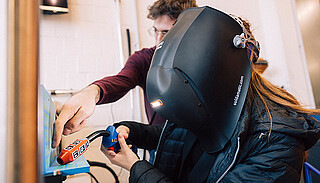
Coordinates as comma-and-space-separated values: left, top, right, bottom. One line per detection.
57, 130, 110, 165
57, 138, 90, 165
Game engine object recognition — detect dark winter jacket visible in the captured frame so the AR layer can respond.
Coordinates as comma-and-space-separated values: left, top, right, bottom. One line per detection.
117, 97, 320, 183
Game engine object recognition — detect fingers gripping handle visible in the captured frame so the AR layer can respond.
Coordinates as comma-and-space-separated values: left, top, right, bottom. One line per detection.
102, 126, 137, 153
102, 126, 120, 152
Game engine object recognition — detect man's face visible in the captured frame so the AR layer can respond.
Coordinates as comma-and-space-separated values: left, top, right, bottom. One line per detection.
152, 15, 176, 45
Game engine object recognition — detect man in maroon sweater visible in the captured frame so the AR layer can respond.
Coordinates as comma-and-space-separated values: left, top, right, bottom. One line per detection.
52, 0, 198, 149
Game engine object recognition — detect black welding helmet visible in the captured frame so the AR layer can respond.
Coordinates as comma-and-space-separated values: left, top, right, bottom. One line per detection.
146, 6, 260, 153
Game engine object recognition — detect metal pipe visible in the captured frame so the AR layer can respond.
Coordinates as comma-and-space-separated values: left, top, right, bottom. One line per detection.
132, 0, 143, 122
114, 0, 124, 68
50, 89, 78, 95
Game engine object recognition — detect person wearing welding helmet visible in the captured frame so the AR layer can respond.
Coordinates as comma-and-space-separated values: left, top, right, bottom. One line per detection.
101, 6, 320, 182
52, 0, 198, 151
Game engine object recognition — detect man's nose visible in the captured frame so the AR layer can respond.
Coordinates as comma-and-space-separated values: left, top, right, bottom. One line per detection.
155, 34, 164, 45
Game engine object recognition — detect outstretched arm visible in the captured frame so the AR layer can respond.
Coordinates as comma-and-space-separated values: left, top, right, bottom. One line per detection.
52, 47, 155, 148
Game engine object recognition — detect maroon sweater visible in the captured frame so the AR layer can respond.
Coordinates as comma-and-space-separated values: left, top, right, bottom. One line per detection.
92, 47, 166, 126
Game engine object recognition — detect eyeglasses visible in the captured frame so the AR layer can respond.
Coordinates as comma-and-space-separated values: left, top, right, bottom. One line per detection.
148, 27, 169, 38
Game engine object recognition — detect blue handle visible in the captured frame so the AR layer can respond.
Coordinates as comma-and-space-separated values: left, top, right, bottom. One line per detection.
102, 126, 120, 152
102, 125, 137, 153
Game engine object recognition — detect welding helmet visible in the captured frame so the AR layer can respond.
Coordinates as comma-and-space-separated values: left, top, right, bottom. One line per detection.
146, 6, 260, 153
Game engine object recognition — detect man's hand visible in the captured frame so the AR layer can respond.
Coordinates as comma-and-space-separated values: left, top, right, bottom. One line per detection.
101, 133, 139, 171
52, 84, 100, 148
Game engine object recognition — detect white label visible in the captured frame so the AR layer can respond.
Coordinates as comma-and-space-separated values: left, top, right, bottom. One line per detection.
233, 76, 244, 106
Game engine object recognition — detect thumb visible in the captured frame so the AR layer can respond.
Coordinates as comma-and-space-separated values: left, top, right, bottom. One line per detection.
118, 134, 130, 151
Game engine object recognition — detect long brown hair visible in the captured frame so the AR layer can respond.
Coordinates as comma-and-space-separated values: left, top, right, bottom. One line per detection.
240, 17, 320, 134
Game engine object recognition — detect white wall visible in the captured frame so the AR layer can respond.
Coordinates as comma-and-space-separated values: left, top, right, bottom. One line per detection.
261, 0, 315, 107
0, 0, 7, 182
296, 0, 320, 108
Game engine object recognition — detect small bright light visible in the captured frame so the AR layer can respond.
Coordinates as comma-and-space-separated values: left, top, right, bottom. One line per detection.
151, 99, 163, 108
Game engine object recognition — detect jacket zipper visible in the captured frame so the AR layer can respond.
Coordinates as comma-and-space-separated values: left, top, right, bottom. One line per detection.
216, 137, 241, 183
153, 120, 168, 165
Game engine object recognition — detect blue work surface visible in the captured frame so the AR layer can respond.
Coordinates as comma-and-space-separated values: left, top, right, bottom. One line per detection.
40, 85, 90, 176
313, 115, 320, 122
45, 156, 90, 176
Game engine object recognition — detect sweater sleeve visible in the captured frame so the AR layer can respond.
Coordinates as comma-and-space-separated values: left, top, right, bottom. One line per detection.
92, 47, 155, 104
129, 160, 174, 183
114, 121, 164, 150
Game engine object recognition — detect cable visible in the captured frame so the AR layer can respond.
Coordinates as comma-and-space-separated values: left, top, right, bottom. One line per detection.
87, 172, 99, 183
117, 167, 123, 177
149, 111, 157, 126
143, 112, 157, 160
86, 130, 110, 142
87, 160, 120, 183
126, 29, 131, 57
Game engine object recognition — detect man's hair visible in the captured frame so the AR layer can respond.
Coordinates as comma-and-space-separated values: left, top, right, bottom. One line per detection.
147, 0, 198, 20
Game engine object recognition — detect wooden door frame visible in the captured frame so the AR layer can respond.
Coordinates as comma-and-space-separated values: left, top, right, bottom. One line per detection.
7, 0, 39, 182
